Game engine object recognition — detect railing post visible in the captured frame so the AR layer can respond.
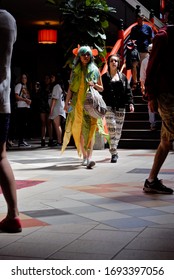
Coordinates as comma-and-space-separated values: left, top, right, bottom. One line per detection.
135, 5, 141, 17
160, 0, 166, 22
118, 19, 124, 66
149, 9, 155, 24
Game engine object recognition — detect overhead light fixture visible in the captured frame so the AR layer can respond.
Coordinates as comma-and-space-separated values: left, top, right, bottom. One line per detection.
38, 29, 57, 44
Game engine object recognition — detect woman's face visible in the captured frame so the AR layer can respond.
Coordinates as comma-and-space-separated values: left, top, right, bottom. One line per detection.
50, 75, 55, 83
109, 56, 119, 70
45, 75, 50, 84
80, 52, 91, 65
21, 74, 27, 84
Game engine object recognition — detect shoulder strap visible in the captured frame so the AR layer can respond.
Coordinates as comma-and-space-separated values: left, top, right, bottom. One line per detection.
19, 84, 23, 97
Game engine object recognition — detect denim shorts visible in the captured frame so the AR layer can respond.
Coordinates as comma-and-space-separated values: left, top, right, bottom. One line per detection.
0, 113, 10, 143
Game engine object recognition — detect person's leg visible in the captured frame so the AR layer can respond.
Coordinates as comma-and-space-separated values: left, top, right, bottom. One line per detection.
86, 137, 95, 169
114, 109, 125, 150
105, 109, 117, 158
40, 113, 47, 139
16, 108, 24, 144
144, 92, 174, 194
0, 114, 22, 232
48, 118, 54, 146
87, 137, 94, 160
144, 137, 173, 194
40, 113, 47, 146
53, 115, 62, 145
80, 124, 96, 168
0, 143, 18, 218
105, 108, 125, 162
139, 52, 149, 64
17, 108, 30, 146
131, 61, 139, 87
80, 134, 87, 163
148, 138, 171, 181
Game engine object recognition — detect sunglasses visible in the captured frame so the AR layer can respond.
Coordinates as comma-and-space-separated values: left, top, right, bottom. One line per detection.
81, 52, 90, 57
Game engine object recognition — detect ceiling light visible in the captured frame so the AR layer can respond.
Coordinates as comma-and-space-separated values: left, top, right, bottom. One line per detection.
38, 29, 57, 44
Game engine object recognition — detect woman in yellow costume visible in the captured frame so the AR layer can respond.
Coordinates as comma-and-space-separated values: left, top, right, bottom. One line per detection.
62, 45, 103, 169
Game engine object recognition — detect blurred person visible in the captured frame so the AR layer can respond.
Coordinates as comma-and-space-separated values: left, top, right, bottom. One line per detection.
101, 54, 134, 163
140, 43, 157, 131
130, 13, 154, 89
126, 40, 140, 89
47, 74, 58, 147
30, 80, 42, 139
15, 73, 32, 147
49, 73, 66, 147
130, 13, 154, 63
0, 7, 22, 233
143, 4, 174, 194
63, 45, 103, 169
39, 75, 51, 147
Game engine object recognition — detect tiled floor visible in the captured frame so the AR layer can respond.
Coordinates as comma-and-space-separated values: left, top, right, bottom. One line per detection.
0, 140, 174, 260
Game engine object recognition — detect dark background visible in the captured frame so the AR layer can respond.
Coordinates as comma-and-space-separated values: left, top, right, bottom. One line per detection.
1, 0, 161, 83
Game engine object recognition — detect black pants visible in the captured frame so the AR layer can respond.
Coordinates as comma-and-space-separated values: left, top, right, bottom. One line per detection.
16, 107, 31, 143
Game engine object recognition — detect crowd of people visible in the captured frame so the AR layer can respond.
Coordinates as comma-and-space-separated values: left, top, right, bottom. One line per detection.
1, 3, 174, 233
6, 72, 67, 149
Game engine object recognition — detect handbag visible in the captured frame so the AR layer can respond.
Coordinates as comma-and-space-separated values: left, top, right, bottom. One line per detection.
84, 86, 107, 119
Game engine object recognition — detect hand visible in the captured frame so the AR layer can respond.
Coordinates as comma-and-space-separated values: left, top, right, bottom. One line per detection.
88, 81, 95, 87
129, 104, 134, 113
25, 98, 31, 105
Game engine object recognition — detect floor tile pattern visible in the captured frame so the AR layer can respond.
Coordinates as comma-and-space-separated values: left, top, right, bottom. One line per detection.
0, 142, 174, 260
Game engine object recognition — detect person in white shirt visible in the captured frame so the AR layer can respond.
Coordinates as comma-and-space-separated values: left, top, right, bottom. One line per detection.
15, 73, 32, 146
49, 74, 66, 146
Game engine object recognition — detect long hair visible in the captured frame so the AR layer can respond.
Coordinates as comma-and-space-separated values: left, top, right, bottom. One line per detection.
70, 46, 99, 92
72, 46, 94, 68
107, 54, 121, 73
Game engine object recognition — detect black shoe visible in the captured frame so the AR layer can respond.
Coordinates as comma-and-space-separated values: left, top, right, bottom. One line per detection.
87, 161, 96, 169
143, 178, 173, 194
150, 125, 157, 131
18, 141, 31, 147
48, 139, 57, 147
41, 139, 45, 147
111, 154, 118, 163
56, 143, 62, 148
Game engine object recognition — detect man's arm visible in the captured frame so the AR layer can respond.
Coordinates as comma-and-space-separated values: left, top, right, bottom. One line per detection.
145, 29, 167, 100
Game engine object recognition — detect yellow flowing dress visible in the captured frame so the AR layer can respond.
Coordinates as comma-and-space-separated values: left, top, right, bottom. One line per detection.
61, 71, 97, 157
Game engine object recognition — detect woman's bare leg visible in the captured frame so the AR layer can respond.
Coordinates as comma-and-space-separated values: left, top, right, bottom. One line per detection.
0, 142, 19, 219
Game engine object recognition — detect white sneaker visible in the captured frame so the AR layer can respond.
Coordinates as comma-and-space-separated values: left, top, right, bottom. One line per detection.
82, 158, 88, 166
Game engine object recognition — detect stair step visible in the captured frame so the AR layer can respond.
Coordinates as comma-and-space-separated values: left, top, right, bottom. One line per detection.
118, 139, 160, 149
110, 78, 162, 149
125, 112, 151, 120
121, 129, 160, 139
123, 120, 161, 129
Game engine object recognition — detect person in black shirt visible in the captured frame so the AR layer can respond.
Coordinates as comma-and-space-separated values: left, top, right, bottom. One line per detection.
101, 54, 134, 163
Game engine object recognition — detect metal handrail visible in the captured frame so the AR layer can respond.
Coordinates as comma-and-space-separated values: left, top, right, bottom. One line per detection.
101, 21, 159, 77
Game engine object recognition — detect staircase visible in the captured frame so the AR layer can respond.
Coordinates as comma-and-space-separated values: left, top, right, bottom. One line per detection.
119, 86, 161, 149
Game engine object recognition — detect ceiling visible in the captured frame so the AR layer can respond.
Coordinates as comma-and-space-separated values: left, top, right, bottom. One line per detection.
1, 0, 61, 27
